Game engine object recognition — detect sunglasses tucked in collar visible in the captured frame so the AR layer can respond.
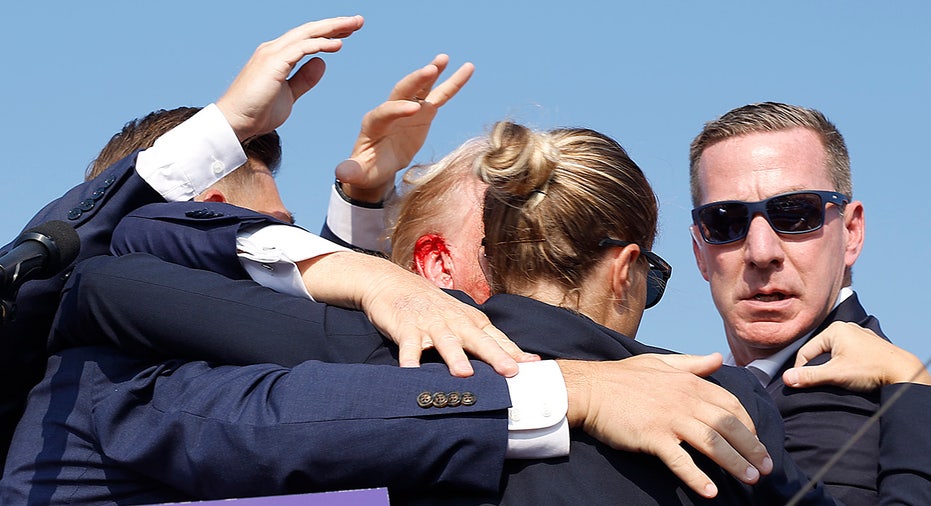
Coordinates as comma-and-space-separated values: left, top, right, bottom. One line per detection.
691, 190, 849, 246
598, 239, 672, 309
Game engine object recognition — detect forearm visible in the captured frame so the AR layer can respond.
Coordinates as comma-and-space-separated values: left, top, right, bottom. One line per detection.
297, 249, 428, 310
52, 254, 384, 366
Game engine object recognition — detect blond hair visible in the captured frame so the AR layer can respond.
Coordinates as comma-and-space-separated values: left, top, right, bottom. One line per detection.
389, 137, 490, 270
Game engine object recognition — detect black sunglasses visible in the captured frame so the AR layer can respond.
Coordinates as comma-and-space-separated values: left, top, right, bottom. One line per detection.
691, 190, 849, 245
598, 239, 672, 309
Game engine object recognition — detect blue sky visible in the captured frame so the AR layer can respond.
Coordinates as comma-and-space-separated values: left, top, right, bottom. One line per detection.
2, 2, 929, 365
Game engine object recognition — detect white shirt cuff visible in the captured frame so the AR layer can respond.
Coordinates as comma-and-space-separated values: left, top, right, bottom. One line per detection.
236, 224, 348, 300
325, 184, 391, 253
504, 360, 570, 459
136, 103, 247, 202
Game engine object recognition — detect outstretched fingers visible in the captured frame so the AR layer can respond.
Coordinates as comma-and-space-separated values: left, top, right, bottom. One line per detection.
415, 304, 535, 378
273, 16, 365, 47
388, 54, 447, 102
387, 54, 474, 108
432, 319, 539, 378
216, 16, 365, 141
425, 61, 475, 107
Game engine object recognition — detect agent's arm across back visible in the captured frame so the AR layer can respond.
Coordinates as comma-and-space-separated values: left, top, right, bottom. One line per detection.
86, 348, 512, 497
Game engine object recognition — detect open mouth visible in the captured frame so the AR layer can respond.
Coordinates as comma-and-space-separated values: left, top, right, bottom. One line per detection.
752, 293, 787, 302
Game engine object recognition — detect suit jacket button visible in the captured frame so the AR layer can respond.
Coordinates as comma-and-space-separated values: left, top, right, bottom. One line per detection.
447, 392, 461, 407
67, 208, 82, 220
461, 392, 476, 406
91, 188, 106, 200
417, 392, 433, 408
102, 176, 116, 187
432, 392, 449, 408
79, 199, 95, 211
185, 208, 223, 219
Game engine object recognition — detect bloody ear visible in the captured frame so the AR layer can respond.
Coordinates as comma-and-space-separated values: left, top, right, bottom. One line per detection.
412, 234, 455, 289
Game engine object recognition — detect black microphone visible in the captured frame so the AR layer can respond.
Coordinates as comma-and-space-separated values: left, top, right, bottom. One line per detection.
0, 220, 81, 296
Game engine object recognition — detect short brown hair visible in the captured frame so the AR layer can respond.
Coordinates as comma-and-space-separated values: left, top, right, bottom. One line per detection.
689, 102, 851, 206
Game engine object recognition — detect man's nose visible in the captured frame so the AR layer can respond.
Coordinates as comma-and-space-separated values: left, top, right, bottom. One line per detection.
743, 214, 785, 269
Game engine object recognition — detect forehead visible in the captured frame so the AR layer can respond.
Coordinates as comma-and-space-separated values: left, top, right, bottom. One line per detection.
696, 128, 834, 204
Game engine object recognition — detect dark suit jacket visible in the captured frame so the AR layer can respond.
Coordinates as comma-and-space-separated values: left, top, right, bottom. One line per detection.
0, 152, 162, 469
22, 253, 834, 505
20, 201, 843, 504
767, 295, 888, 506
125, 202, 931, 504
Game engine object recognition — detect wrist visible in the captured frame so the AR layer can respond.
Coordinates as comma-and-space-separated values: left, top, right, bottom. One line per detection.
335, 179, 391, 208
555, 359, 591, 429
895, 355, 931, 385
214, 99, 255, 143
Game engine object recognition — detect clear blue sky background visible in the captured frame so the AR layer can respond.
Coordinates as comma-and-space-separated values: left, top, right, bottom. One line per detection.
2, 2, 929, 365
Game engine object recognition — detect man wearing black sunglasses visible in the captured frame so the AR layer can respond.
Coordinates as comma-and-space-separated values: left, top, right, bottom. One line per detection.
689, 101, 929, 505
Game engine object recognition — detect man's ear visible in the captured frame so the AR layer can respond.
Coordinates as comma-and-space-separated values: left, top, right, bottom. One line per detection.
412, 234, 455, 289
842, 200, 865, 269
690, 225, 711, 281
194, 189, 228, 203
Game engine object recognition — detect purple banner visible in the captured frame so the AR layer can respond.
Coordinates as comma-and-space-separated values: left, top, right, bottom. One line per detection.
149, 488, 390, 505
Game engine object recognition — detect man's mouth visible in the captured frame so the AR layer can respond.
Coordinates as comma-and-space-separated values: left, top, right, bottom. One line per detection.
752, 292, 787, 302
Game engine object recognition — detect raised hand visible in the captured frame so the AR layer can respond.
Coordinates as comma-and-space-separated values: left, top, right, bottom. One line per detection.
216, 16, 366, 142
559, 353, 773, 499
335, 54, 475, 202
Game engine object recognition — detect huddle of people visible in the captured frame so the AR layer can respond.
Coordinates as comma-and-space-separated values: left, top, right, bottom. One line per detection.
0, 14, 928, 506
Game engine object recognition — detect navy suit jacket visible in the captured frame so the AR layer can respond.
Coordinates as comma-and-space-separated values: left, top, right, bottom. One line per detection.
12, 201, 848, 504
12, 252, 834, 505
0, 152, 162, 470
19, 201, 928, 504
123, 202, 931, 504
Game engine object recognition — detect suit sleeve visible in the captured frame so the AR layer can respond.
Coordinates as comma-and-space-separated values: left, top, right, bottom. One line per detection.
110, 201, 297, 280
878, 383, 931, 505
51, 253, 399, 367
72, 347, 510, 497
